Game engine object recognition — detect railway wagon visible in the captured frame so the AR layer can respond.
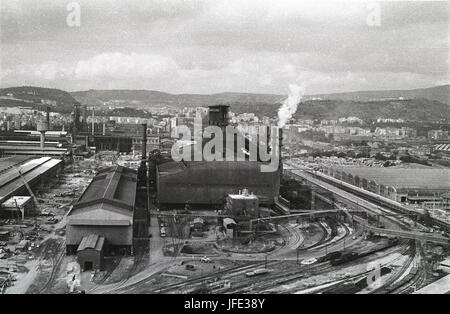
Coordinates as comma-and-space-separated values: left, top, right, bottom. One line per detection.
330, 252, 359, 266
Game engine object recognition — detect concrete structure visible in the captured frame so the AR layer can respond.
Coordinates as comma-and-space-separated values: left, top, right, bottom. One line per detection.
225, 189, 260, 218
66, 166, 137, 255
77, 234, 105, 271
322, 167, 450, 203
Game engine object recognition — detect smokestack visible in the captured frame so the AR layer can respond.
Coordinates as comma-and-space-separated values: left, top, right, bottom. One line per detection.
102, 122, 106, 136
278, 128, 283, 173
278, 128, 283, 158
46, 106, 50, 126
91, 108, 95, 135
72, 104, 80, 143
141, 123, 147, 160
82, 105, 88, 131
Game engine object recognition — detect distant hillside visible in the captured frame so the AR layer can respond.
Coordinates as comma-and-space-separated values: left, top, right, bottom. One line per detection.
0, 86, 79, 113
71, 85, 449, 107
70, 89, 284, 107
1, 85, 448, 121
229, 98, 450, 122
310, 85, 450, 104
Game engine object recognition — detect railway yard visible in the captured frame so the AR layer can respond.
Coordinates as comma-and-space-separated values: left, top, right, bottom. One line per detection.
0, 156, 449, 294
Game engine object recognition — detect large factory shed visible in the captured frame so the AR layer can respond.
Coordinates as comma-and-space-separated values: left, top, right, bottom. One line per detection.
157, 160, 280, 206
66, 166, 137, 255
0, 156, 63, 204
323, 167, 450, 203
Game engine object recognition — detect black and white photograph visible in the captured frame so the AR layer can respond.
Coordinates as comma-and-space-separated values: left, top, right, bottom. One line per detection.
0, 0, 449, 299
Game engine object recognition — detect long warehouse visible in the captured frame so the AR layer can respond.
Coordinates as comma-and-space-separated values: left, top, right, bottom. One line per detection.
66, 165, 138, 255
0, 156, 63, 204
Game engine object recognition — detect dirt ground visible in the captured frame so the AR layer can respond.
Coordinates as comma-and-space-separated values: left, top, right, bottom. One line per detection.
1, 158, 97, 294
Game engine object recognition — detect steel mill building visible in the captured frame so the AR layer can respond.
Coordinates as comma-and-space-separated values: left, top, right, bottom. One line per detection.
156, 105, 281, 207
322, 167, 450, 204
66, 166, 138, 256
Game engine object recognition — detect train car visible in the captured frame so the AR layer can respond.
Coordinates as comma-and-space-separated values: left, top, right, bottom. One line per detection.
330, 252, 359, 266
245, 268, 272, 277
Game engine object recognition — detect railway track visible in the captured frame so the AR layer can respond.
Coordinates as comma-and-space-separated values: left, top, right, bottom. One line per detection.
94, 255, 124, 286
147, 260, 281, 294
310, 242, 414, 294
370, 241, 416, 294
38, 239, 66, 294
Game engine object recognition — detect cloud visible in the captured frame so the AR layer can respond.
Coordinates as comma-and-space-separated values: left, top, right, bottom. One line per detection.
0, 0, 448, 93
73, 52, 178, 79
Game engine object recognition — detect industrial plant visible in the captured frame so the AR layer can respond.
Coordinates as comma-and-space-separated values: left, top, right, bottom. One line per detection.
1, 0, 450, 298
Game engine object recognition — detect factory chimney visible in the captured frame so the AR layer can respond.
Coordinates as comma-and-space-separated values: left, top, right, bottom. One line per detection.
46, 106, 50, 130
137, 123, 148, 188
72, 104, 80, 144
278, 128, 283, 173
91, 108, 95, 135
141, 123, 147, 160
82, 105, 88, 131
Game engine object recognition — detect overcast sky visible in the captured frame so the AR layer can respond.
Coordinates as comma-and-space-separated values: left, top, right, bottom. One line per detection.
0, 0, 449, 95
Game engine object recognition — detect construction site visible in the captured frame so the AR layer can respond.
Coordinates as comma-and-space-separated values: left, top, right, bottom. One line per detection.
1, 105, 450, 294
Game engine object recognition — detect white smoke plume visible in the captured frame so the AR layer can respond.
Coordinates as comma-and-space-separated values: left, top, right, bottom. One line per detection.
277, 84, 305, 128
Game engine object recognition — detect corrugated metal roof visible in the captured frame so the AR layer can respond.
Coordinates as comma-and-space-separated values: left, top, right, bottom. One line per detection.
77, 234, 105, 252
68, 166, 137, 226
336, 167, 450, 190
74, 165, 137, 210
0, 157, 62, 203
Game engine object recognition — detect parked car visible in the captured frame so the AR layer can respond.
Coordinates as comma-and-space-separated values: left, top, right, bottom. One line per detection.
185, 264, 196, 271
200, 256, 212, 263
45, 217, 59, 224
40, 209, 54, 216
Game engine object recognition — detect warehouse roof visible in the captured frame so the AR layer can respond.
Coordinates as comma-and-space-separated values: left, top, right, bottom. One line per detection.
77, 234, 105, 252
68, 166, 137, 227
0, 157, 62, 203
336, 167, 450, 190
0, 156, 33, 174
74, 165, 137, 211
